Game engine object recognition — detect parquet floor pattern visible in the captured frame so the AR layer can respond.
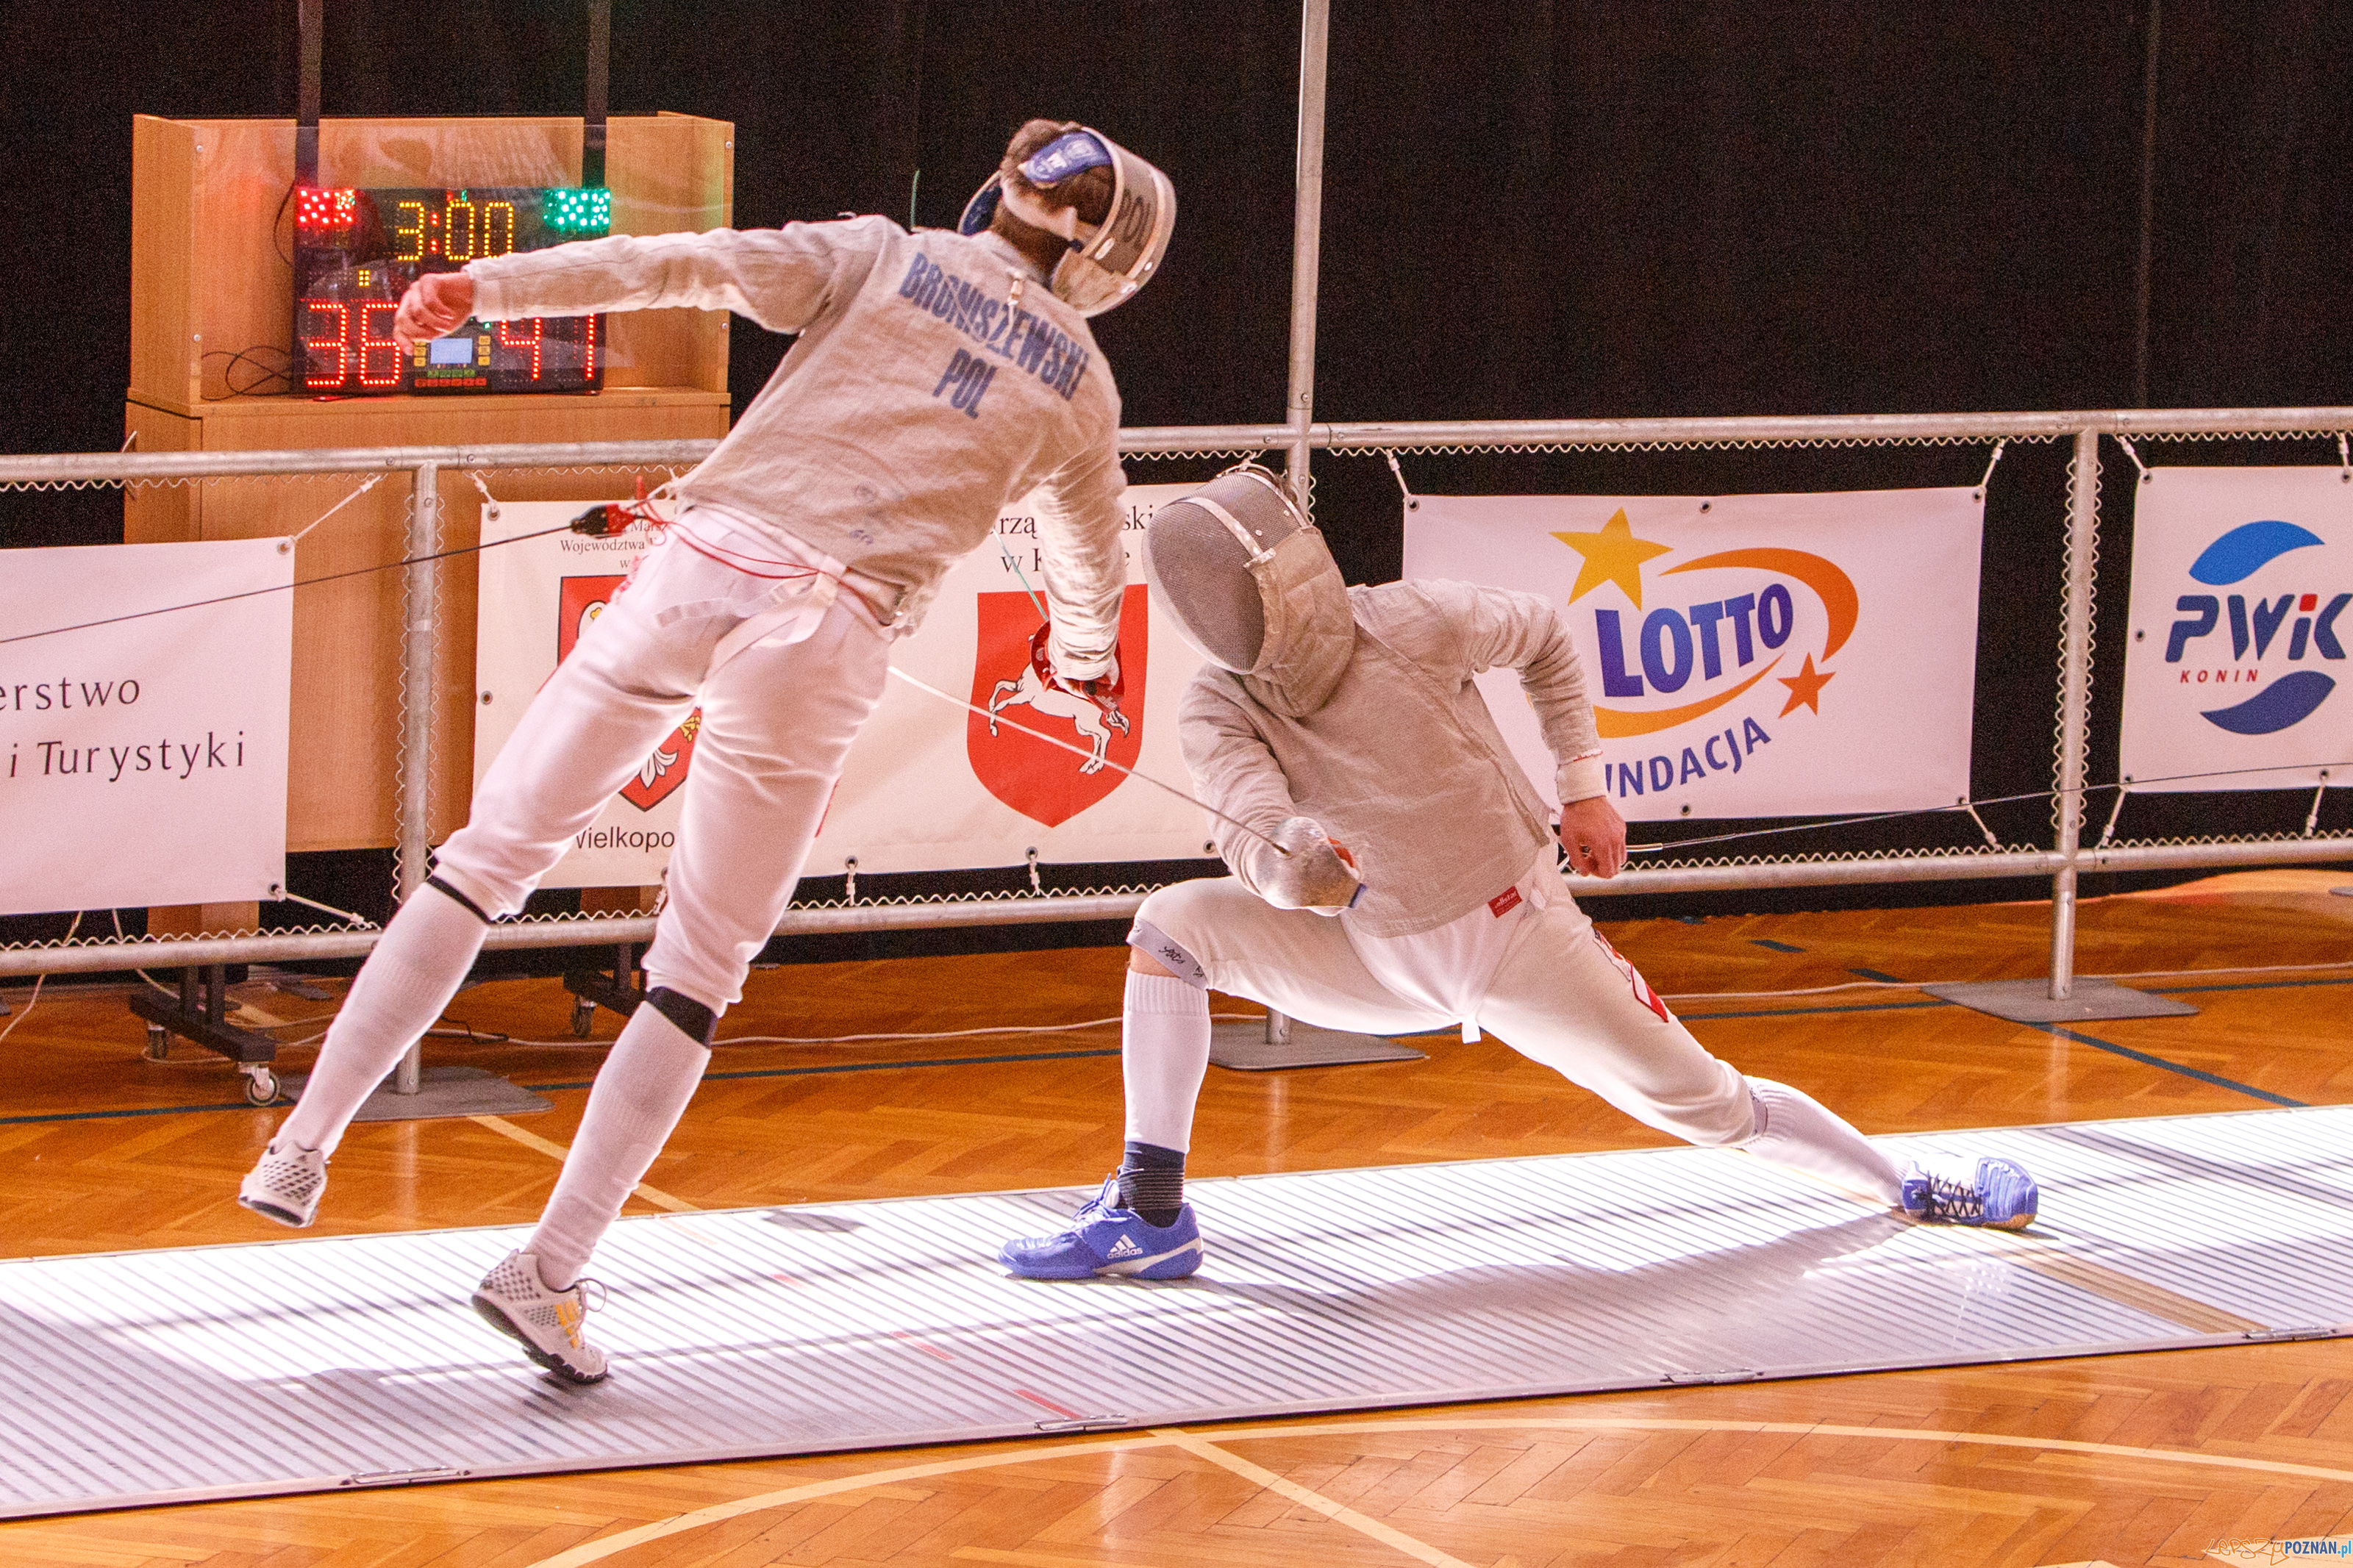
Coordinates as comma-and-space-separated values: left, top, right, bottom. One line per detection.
0, 870, 2348, 1565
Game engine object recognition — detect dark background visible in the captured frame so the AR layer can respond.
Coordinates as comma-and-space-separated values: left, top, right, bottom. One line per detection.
3, 0, 2349, 951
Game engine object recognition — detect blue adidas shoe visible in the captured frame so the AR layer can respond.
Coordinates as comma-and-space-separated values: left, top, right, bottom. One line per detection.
999, 1175, 1204, 1281
1902, 1157, 2039, 1231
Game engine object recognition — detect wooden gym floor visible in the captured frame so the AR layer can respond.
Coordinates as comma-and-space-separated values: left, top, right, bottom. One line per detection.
0, 870, 2348, 1567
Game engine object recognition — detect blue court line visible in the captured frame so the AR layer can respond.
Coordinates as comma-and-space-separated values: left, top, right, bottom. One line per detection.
2153, 973, 2353, 997
1749, 938, 1806, 953
0, 1098, 263, 1128
2032, 1024, 2306, 1108
1846, 967, 1910, 984
0, 1048, 1127, 1127
9, 975, 2340, 1127
526, 1046, 1121, 1093
1682, 999, 1950, 1023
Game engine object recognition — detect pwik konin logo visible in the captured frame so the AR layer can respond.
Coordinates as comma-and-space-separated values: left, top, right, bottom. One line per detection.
2163, 520, 2349, 734
1556, 509, 1852, 801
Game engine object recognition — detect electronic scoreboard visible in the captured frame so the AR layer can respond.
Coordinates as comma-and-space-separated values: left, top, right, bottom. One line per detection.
292, 185, 610, 395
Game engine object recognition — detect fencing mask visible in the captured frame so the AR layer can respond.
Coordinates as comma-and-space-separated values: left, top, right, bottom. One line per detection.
959, 125, 1176, 316
1143, 465, 1354, 717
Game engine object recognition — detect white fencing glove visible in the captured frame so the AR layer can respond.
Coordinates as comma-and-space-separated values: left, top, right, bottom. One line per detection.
1248, 816, 1364, 914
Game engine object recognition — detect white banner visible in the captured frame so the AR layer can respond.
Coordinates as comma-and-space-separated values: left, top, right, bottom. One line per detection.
472, 486, 1208, 886
0, 540, 291, 914
1404, 490, 1982, 821
2119, 467, 2353, 792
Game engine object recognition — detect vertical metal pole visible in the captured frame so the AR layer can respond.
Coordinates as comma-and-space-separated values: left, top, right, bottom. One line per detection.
1283, 0, 1330, 509
2049, 428, 2100, 1000
393, 460, 440, 1093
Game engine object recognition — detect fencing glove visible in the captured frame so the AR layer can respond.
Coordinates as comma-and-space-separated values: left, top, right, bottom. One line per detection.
1246, 816, 1364, 914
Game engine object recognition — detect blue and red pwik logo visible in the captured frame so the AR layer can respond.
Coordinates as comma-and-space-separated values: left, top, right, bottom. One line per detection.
557, 575, 701, 809
2163, 521, 2349, 734
968, 584, 1149, 827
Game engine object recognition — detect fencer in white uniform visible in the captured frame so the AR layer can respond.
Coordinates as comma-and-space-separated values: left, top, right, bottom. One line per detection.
999, 466, 2038, 1282
238, 120, 1176, 1383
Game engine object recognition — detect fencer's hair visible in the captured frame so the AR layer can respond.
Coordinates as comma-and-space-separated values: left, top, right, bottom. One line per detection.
995, 118, 1115, 228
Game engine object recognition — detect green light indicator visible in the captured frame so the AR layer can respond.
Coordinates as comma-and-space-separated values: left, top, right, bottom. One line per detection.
543, 187, 612, 233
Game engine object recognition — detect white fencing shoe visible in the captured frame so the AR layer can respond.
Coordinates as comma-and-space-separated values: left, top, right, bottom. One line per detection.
471, 1250, 610, 1385
238, 1139, 327, 1228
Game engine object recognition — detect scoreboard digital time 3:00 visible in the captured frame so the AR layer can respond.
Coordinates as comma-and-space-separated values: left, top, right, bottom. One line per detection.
293, 185, 610, 395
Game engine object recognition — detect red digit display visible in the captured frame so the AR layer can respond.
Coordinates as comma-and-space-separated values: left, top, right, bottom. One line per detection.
357, 302, 404, 387
496, 318, 545, 381
301, 301, 349, 388
290, 185, 606, 397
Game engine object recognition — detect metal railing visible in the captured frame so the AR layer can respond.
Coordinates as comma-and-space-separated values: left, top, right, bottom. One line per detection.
6, 409, 2352, 998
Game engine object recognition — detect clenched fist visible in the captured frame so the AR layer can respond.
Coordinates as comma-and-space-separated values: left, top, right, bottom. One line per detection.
393, 271, 477, 346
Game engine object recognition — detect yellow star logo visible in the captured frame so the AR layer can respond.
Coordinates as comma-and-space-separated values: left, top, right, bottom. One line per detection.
1777, 652, 1835, 716
1551, 509, 1674, 606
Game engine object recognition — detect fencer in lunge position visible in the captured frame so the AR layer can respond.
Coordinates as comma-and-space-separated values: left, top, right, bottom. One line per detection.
238, 121, 1176, 1382
1000, 466, 2038, 1281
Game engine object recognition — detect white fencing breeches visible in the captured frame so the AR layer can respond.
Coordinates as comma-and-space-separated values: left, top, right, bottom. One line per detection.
435, 512, 891, 1009
277, 513, 889, 1166
1135, 865, 1791, 1157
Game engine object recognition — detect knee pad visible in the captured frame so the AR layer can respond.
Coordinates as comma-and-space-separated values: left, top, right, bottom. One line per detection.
1126, 917, 1208, 989
646, 985, 720, 1047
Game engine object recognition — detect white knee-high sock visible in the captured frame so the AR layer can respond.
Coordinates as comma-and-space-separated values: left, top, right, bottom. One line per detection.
277, 884, 488, 1156
1743, 1078, 1904, 1206
528, 1003, 710, 1289
1121, 971, 1210, 1153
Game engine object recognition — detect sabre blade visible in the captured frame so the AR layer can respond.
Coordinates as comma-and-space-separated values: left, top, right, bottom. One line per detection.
884, 665, 1289, 857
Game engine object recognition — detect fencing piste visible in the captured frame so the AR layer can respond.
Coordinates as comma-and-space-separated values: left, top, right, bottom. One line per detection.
276, 881, 489, 1155
526, 1000, 713, 1290
1741, 1077, 1904, 1206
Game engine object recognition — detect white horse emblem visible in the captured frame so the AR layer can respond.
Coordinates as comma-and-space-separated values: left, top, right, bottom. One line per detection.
987, 638, 1129, 773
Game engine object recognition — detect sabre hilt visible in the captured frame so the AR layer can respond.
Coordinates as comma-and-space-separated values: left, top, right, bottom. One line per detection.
569, 502, 636, 538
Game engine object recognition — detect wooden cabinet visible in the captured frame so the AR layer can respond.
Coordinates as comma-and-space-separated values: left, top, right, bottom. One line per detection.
125, 113, 735, 856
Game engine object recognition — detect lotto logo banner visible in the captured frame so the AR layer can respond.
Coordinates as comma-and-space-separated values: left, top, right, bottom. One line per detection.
0, 539, 290, 914
474, 502, 689, 888
807, 483, 1210, 874
1404, 491, 1982, 821
2119, 468, 2353, 792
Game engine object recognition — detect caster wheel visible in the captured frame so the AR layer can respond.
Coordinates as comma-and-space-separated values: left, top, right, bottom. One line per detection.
570, 998, 597, 1039
244, 1067, 280, 1106
143, 1023, 170, 1062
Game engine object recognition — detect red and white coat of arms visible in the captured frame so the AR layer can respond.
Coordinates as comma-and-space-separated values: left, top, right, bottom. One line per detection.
966, 585, 1149, 828
558, 573, 701, 811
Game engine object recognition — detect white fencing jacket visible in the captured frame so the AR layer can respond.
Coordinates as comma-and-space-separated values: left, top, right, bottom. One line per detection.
1179, 580, 1607, 937
467, 217, 1128, 675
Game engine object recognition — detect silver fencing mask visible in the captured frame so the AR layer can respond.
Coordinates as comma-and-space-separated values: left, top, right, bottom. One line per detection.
1143, 465, 1354, 717
959, 126, 1176, 316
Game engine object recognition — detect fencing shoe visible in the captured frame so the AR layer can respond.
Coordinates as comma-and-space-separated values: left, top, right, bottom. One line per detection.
238, 1139, 327, 1228
1901, 1157, 2039, 1231
999, 1174, 1204, 1281
471, 1249, 610, 1384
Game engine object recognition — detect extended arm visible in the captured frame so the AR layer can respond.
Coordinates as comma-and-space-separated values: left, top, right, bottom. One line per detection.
1178, 683, 1360, 910
1435, 581, 1624, 877
1027, 440, 1128, 681
396, 218, 893, 344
